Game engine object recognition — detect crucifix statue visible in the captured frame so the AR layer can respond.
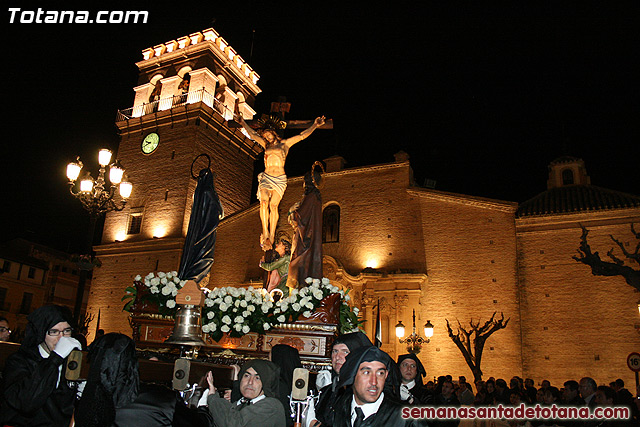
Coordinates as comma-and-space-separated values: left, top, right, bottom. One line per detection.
238, 113, 326, 250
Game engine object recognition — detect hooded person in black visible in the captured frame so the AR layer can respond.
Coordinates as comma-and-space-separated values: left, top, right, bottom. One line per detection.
271, 344, 303, 426
333, 346, 423, 427
206, 359, 287, 427
397, 353, 432, 405
312, 332, 373, 426
74, 333, 210, 427
0, 305, 81, 427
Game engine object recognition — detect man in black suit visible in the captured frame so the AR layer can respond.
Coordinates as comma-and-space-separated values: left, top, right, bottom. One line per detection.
397, 354, 431, 405
332, 346, 422, 427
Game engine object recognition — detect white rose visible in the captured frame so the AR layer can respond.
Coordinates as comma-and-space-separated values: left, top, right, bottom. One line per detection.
171, 271, 178, 276
150, 286, 159, 294
262, 304, 270, 314
242, 325, 250, 334
171, 289, 178, 296
161, 277, 168, 285
151, 277, 160, 286
166, 300, 176, 308
161, 286, 171, 296
234, 324, 242, 331
305, 302, 314, 309
303, 310, 312, 317
292, 303, 301, 311
224, 296, 233, 304
305, 277, 313, 284
240, 300, 247, 308
180, 280, 187, 287
322, 277, 330, 285
221, 325, 230, 333
146, 273, 154, 280
277, 315, 286, 323
242, 311, 250, 317
313, 290, 323, 300
219, 303, 228, 311
263, 323, 270, 330
173, 277, 181, 284
202, 324, 210, 333
207, 311, 214, 319
209, 322, 217, 332
134, 275, 142, 281
205, 299, 214, 307
234, 316, 244, 323
158, 272, 166, 278
247, 305, 255, 312
312, 279, 321, 286
222, 315, 231, 325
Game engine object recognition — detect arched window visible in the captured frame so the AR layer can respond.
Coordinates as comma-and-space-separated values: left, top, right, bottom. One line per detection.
322, 204, 340, 243
562, 169, 574, 185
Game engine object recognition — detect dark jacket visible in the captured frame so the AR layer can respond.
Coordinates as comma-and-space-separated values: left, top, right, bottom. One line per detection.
0, 305, 76, 427
332, 389, 421, 427
0, 347, 75, 427
113, 383, 176, 427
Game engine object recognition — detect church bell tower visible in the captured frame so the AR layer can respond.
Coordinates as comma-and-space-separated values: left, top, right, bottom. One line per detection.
88, 28, 263, 333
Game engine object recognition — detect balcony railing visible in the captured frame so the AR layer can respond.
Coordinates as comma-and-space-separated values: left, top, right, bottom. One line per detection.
116, 88, 233, 122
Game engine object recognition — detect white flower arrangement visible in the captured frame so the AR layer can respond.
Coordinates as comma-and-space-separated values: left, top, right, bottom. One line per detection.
125, 273, 363, 341
123, 271, 186, 316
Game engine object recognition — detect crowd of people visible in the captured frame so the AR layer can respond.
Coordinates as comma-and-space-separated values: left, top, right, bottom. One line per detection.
0, 305, 638, 427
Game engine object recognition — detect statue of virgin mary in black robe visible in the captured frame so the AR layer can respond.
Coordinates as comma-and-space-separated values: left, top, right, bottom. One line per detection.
177, 166, 224, 283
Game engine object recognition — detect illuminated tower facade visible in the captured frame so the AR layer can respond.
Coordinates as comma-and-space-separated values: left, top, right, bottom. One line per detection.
87, 28, 262, 333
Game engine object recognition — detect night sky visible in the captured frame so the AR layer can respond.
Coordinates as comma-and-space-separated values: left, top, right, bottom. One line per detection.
3, 1, 639, 253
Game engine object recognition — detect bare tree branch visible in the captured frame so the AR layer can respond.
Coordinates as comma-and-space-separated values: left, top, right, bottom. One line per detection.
573, 224, 640, 291
446, 312, 510, 382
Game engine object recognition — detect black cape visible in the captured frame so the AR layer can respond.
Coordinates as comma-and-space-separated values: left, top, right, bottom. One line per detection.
0, 305, 76, 427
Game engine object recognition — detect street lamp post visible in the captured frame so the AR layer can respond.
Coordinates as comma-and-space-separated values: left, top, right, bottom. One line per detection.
395, 309, 434, 354
66, 148, 132, 320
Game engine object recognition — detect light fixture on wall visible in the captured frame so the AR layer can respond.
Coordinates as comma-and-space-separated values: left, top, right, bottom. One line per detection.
395, 309, 434, 354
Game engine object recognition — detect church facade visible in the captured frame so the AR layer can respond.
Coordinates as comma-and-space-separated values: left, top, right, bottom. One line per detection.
86, 28, 640, 387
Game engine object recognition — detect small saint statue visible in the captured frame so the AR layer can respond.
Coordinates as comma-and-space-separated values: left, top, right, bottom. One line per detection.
259, 238, 292, 296
239, 114, 326, 250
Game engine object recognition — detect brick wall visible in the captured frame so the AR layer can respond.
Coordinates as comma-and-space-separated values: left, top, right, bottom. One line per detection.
517, 209, 640, 387
412, 189, 523, 381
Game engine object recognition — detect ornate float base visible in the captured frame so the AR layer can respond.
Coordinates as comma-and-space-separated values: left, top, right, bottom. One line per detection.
129, 292, 341, 371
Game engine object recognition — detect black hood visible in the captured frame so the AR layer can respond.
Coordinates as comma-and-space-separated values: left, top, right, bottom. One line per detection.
22, 305, 75, 353
271, 344, 302, 388
337, 346, 393, 388
239, 359, 281, 398
333, 331, 372, 353
397, 353, 426, 386
74, 333, 140, 427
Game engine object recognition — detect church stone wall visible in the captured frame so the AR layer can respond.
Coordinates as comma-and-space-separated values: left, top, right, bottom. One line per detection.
412, 191, 523, 381
517, 210, 640, 387
87, 241, 183, 335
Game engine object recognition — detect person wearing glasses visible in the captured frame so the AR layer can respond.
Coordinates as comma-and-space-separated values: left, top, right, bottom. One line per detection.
0, 316, 11, 341
0, 305, 82, 427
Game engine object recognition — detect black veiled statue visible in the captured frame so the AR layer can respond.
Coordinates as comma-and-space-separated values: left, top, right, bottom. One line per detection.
177, 165, 224, 283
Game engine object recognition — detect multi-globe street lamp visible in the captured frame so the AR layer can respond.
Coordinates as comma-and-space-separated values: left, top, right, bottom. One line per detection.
395, 309, 434, 354
66, 148, 132, 319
